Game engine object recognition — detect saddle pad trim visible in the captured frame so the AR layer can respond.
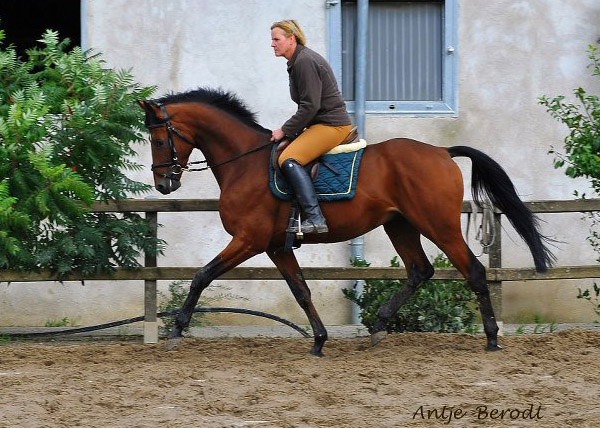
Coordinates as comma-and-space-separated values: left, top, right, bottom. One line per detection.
326, 139, 366, 155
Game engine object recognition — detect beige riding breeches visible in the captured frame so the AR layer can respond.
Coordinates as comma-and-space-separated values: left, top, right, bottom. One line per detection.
277, 124, 353, 167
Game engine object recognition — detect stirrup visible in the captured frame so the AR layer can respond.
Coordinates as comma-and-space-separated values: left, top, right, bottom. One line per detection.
286, 214, 329, 235
286, 223, 329, 234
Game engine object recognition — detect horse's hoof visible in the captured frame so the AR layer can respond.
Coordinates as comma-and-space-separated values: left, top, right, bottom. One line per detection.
165, 337, 182, 351
370, 330, 388, 347
309, 346, 325, 357
486, 343, 503, 352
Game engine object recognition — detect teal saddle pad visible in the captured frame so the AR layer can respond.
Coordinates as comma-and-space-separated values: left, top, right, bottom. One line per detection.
269, 146, 365, 201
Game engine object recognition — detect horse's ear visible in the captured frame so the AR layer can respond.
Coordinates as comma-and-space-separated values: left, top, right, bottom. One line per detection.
137, 100, 150, 111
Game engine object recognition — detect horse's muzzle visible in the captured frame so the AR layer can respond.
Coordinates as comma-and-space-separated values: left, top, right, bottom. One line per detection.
155, 177, 181, 194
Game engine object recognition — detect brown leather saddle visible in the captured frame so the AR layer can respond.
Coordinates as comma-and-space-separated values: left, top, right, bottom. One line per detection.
271, 126, 359, 180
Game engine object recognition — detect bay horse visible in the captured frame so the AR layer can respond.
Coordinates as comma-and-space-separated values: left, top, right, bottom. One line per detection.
139, 87, 554, 356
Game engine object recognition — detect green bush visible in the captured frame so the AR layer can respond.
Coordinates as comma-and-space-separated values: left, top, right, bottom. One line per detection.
539, 43, 600, 195
539, 43, 600, 262
343, 254, 477, 333
577, 283, 600, 322
0, 27, 163, 276
539, 43, 600, 317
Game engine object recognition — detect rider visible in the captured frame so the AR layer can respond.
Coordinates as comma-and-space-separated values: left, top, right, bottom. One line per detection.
270, 20, 352, 234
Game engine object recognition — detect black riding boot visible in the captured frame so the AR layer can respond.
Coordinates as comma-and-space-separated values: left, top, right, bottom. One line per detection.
280, 158, 328, 234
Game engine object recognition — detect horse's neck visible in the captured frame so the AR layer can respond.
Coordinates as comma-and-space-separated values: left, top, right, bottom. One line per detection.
188, 105, 270, 187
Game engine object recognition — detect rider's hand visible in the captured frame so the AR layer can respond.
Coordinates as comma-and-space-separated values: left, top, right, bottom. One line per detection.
271, 128, 285, 142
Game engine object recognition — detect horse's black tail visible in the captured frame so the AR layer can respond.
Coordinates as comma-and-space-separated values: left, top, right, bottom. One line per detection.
448, 146, 556, 272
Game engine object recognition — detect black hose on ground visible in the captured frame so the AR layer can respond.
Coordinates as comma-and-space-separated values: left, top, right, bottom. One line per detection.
1, 307, 312, 339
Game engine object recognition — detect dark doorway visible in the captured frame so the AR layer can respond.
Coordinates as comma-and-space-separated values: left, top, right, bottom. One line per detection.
0, 0, 81, 57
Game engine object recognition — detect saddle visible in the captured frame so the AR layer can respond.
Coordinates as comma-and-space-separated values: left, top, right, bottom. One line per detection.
271, 126, 359, 181
269, 126, 364, 252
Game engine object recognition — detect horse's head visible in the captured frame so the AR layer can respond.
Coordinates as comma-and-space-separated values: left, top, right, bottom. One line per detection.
138, 101, 196, 194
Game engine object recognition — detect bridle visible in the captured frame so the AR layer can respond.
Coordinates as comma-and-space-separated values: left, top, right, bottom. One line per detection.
148, 103, 198, 181
147, 102, 274, 181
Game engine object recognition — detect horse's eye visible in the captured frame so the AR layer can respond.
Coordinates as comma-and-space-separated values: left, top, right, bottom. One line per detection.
153, 139, 166, 148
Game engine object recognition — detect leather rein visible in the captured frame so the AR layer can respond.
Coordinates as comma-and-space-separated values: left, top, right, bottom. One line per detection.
148, 103, 274, 181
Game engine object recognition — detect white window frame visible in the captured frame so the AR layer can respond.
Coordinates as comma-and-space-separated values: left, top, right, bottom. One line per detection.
326, 0, 459, 116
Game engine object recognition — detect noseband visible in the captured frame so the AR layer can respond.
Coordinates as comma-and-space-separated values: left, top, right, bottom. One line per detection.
147, 103, 275, 180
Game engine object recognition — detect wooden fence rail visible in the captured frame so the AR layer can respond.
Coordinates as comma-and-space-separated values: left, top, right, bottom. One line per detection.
2, 198, 600, 343
1, 265, 599, 283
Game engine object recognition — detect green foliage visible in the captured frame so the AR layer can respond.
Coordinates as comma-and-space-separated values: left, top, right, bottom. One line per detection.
578, 282, 600, 322
513, 320, 557, 335
539, 44, 600, 259
0, 28, 163, 276
44, 317, 75, 327
540, 43, 600, 314
158, 281, 206, 335
533, 322, 557, 334
539, 43, 600, 193
343, 254, 477, 333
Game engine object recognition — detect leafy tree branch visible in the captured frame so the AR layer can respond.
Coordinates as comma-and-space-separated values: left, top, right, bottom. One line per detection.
0, 26, 164, 276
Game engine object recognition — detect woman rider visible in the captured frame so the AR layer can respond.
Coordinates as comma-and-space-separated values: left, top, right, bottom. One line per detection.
270, 20, 352, 234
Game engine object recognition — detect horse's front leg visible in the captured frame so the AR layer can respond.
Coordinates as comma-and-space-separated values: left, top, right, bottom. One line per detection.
267, 248, 328, 357
166, 237, 259, 350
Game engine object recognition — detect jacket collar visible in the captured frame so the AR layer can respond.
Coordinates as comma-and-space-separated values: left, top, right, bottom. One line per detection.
287, 44, 305, 72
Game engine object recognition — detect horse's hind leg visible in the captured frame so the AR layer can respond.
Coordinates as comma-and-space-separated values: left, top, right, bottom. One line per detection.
268, 249, 328, 356
386, 151, 500, 351
371, 216, 434, 346
436, 240, 501, 351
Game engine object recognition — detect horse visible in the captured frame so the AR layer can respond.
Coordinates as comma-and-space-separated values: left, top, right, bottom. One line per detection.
139, 87, 555, 356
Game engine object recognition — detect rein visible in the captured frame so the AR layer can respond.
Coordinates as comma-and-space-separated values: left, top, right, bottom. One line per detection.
185, 139, 275, 172
148, 103, 274, 180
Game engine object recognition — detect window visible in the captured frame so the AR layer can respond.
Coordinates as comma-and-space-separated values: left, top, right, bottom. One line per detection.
327, 0, 458, 115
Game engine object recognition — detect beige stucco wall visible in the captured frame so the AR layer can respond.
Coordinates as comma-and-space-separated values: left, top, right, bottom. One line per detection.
1, 0, 600, 327
367, 0, 600, 323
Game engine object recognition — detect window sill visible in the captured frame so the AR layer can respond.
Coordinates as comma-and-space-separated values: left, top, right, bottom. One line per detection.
345, 100, 457, 117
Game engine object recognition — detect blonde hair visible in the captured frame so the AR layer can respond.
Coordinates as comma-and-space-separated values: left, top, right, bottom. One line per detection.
271, 20, 306, 46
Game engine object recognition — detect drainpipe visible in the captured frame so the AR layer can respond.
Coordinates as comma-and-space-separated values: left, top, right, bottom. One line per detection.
351, 0, 368, 325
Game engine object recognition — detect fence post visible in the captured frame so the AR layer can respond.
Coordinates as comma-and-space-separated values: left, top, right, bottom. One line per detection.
488, 212, 503, 321
144, 208, 159, 343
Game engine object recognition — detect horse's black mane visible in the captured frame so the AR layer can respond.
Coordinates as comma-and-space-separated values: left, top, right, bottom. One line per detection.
153, 87, 270, 134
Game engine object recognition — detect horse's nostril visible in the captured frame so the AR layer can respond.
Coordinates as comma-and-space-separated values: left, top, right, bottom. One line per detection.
156, 183, 170, 195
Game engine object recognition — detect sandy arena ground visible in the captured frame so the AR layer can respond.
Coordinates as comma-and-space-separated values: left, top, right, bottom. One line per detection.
0, 330, 599, 428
